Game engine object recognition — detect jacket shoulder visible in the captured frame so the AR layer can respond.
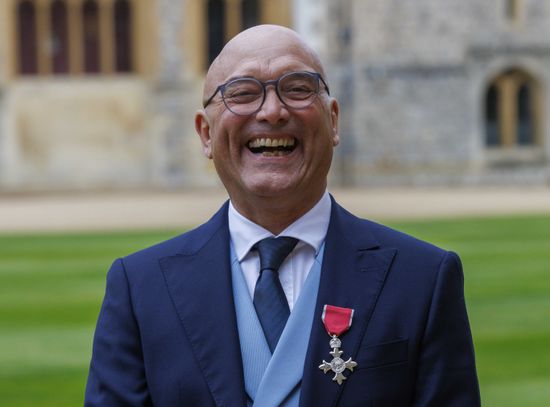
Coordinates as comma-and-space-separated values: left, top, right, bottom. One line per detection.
332, 200, 449, 257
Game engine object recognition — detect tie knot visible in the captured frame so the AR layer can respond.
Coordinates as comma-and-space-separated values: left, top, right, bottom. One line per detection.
256, 237, 298, 272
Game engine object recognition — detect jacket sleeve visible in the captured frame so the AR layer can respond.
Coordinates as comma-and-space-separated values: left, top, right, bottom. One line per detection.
412, 251, 481, 406
84, 259, 153, 407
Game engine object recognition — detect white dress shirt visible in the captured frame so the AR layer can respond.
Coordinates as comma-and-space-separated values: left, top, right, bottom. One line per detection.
228, 192, 331, 311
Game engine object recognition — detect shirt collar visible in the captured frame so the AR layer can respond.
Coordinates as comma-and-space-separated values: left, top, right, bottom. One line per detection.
228, 191, 332, 262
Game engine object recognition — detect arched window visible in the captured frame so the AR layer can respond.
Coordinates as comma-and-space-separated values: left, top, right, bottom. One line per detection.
18, 0, 38, 75
83, 0, 100, 73
484, 68, 541, 148
114, 0, 132, 72
51, 0, 69, 74
208, 0, 226, 65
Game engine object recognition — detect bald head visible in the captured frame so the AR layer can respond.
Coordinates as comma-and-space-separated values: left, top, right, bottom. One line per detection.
203, 25, 326, 102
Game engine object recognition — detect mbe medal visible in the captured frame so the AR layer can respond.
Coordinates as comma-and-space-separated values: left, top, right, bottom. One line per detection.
318, 305, 357, 385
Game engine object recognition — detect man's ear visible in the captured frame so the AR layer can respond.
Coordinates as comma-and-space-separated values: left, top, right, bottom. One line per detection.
195, 110, 213, 159
329, 98, 340, 146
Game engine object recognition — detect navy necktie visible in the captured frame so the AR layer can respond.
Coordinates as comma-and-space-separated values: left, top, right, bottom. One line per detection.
253, 236, 298, 353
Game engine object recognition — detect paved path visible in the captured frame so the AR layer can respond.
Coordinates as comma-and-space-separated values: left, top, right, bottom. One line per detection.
1, 186, 550, 233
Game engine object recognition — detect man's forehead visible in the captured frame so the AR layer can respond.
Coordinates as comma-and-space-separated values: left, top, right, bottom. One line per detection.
218, 54, 317, 80
205, 26, 324, 89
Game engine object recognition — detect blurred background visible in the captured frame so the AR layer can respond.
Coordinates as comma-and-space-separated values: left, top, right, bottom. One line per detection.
2, 0, 550, 190
1, 0, 550, 406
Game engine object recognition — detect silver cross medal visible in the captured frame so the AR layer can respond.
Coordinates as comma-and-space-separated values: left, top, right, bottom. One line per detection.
319, 335, 357, 385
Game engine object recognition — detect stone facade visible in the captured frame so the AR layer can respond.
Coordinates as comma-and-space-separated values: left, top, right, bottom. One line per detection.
321, 0, 550, 185
0, 0, 549, 192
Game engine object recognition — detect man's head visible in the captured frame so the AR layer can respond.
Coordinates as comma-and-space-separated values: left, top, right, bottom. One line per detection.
195, 25, 339, 225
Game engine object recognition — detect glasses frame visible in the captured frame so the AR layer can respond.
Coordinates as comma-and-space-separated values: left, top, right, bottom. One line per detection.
202, 71, 330, 116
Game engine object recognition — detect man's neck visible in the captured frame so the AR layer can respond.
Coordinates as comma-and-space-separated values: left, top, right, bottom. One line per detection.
229, 189, 326, 235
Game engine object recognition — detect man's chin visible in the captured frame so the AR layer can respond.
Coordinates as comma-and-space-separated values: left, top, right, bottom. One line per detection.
242, 177, 298, 199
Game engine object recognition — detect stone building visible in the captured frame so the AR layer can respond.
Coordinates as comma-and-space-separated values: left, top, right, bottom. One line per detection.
325, 0, 550, 186
0, 0, 548, 191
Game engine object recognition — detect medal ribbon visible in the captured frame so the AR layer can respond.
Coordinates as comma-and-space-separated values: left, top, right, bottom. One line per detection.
321, 304, 354, 337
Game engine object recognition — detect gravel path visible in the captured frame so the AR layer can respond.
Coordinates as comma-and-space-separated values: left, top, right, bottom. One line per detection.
1, 186, 550, 233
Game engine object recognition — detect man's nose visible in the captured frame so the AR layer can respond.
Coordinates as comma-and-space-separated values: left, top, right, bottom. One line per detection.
256, 86, 289, 124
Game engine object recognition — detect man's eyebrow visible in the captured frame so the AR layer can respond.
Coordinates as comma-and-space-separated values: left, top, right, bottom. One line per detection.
223, 74, 257, 82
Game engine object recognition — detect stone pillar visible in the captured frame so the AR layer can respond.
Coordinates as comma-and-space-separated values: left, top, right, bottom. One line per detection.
225, 0, 242, 40
292, 0, 329, 58
156, 0, 185, 87
68, 0, 84, 74
329, 0, 355, 186
152, 0, 189, 186
184, 0, 206, 74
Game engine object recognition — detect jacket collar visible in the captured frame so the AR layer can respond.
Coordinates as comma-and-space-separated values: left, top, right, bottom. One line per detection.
160, 203, 247, 407
300, 198, 396, 407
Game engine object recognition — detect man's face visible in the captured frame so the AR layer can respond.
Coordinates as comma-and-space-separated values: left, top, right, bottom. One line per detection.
196, 27, 339, 209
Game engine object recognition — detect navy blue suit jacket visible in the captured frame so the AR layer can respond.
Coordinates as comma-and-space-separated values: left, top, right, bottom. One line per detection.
85, 198, 480, 406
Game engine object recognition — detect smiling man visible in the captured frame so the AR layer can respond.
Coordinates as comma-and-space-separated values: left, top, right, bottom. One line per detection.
85, 25, 480, 407
195, 27, 339, 234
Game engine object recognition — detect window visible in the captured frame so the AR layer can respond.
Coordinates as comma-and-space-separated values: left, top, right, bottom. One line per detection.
242, 0, 260, 29
484, 69, 541, 148
205, 0, 291, 69
17, 0, 38, 75
83, 0, 100, 73
207, 0, 226, 65
505, 0, 520, 21
51, 1, 69, 74
114, 0, 133, 72
504, 0, 524, 26
14, 0, 136, 76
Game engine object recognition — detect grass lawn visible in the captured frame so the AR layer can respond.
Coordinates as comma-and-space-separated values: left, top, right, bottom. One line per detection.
1, 215, 549, 406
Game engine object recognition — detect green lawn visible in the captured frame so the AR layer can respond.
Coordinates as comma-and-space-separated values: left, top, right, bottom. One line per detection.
1, 215, 549, 406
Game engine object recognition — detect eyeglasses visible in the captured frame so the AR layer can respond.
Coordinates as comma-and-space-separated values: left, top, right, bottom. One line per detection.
203, 71, 330, 116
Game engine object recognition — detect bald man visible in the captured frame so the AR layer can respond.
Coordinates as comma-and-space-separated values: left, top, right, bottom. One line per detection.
85, 25, 480, 406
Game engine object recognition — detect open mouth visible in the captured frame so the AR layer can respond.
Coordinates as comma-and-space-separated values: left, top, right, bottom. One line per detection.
247, 137, 297, 157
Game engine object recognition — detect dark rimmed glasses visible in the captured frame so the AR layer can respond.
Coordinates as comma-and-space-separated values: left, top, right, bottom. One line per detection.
203, 71, 330, 116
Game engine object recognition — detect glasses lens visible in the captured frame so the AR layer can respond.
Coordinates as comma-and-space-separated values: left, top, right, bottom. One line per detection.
279, 72, 319, 108
222, 79, 263, 115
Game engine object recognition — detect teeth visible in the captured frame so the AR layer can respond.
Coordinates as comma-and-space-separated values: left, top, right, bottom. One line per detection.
249, 139, 261, 148
248, 137, 295, 149
262, 150, 288, 157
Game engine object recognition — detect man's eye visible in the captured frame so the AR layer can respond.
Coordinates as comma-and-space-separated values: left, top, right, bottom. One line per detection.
232, 90, 256, 96
282, 83, 314, 99
287, 86, 311, 93
225, 88, 261, 102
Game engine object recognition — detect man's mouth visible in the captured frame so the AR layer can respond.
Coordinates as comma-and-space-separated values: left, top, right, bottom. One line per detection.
247, 137, 297, 157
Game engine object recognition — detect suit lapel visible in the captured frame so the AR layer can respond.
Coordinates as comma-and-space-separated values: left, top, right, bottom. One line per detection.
300, 201, 396, 407
160, 204, 247, 407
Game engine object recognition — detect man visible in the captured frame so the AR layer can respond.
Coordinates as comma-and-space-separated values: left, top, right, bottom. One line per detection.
85, 25, 480, 406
